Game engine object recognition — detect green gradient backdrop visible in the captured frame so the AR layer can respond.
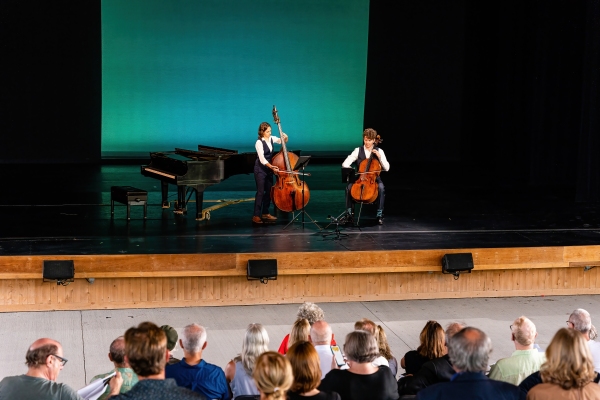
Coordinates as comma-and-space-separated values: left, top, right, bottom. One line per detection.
101, 0, 369, 156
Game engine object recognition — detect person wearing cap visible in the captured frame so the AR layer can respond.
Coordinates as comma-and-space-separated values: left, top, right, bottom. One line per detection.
89, 336, 138, 400
161, 325, 181, 365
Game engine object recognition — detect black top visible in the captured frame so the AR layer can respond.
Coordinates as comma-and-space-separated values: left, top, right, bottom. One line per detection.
319, 366, 399, 400
287, 390, 341, 400
403, 350, 431, 375
398, 354, 454, 395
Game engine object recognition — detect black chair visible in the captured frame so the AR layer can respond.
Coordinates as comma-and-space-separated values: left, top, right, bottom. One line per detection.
234, 396, 260, 400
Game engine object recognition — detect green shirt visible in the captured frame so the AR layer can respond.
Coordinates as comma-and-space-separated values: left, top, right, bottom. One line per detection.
90, 367, 138, 400
488, 349, 545, 385
0, 375, 83, 400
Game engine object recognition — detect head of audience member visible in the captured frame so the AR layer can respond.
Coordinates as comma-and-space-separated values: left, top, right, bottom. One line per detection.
160, 325, 178, 355
417, 320, 446, 359
253, 351, 293, 400
568, 309, 593, 340
124, 321, 168, 379
310, 320, 332, 346
179, 323, 207, 360
344, 330, 379, 368
540, 327, 596, 390
287, 341, 322, 395
444, 322, 466, 355
238, 323, 270, 375
376, 325, 394, 361
24, 338, 66, 381
448, 327, 492, 373
108, 336, 127, 368
288, 318, 311, 349
296, 302, 325, 325
510, 316, 537, 350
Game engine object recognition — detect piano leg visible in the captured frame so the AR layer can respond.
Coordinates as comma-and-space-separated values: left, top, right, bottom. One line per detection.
175, 186, 187, 214
195, 189, 204, 220
161, 182, 170, 209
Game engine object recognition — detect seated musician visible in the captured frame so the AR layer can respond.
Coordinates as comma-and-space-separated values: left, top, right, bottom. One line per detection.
253, 122, 288, 224
342, 128, 390, 225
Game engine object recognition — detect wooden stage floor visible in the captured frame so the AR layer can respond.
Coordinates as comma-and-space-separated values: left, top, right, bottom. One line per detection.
0, 162, 599, 311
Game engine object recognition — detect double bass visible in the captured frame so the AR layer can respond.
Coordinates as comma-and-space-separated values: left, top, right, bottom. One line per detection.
270, 106, 310, 212
350, 135, 383, 204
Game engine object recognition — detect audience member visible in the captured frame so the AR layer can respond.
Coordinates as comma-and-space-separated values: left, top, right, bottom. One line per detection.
401, 320, 445, 375
90, 336, 138, 400
0, 338, 85, 400
225, 323, 269, 398
310, 320, 334, 378
488, 316, 545, 385
279, 303, 332, 354
377, 325, 398, 377
319, 330, 399, 400
567, 308, 600, 372
354, 318, 389, 368
287, 341, 341, 400
417, 327, 524, 400
108, 321, 204, 399
288, 318, 311, 349
398, 322, 464, 395
165, 324, 229, 400
527, 327, 600, 399
252, 351, 293, 400
161, 325, 181, 365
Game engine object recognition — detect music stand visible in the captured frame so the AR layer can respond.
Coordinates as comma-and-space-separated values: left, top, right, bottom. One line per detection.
283, 156, 321, 230
341, 167, 365, 228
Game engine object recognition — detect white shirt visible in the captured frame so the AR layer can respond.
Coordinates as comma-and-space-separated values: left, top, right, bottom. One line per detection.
342, 146, 390, 171
255, 136, 282, 165
314, 344, 334, 379
589, 339, 600, 372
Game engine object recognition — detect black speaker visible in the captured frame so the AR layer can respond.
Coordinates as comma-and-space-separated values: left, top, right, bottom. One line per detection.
442, 253, 474, 277
43, 260, 75, 284
247, 259, 277, 284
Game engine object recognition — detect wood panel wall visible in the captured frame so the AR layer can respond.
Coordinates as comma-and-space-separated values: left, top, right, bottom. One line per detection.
0, 246, 599, 311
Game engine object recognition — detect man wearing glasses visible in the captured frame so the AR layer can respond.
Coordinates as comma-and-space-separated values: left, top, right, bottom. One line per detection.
0, 338, 83, 399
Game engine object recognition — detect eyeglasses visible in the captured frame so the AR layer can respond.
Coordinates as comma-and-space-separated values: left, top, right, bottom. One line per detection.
52, 354, 68, 366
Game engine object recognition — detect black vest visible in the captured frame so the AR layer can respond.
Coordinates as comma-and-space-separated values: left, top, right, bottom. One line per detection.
255, 138, 274, 171
356, 145, 380, 165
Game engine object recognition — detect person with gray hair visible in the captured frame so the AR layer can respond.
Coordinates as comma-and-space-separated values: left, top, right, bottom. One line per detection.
417, 327, 524, 400
567, 308, 600, 372
278, 302, 336, 354
319, 330, 399, 400
310, 320, 334, 378
488, 316, 545, 385
89, 336, 139, 400
165, 324, 230, 400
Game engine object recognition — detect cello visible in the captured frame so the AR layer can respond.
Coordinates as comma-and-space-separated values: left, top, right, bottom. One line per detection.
270, 106, 310, 212
349, 134, 383, 204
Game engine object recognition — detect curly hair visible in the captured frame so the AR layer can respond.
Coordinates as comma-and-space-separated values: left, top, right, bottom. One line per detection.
258, 122, 271, 139
363, 128, 378, 140
296, 302, 324, 325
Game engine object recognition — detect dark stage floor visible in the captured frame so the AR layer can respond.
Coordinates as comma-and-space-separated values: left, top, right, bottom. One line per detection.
1, 162, 599, 256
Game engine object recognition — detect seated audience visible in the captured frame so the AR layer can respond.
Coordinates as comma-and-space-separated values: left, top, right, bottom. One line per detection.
279, 302, 333, 354
417, 327, 524, 400
489, 316, 545, 385
310, 320, 334, 378
108, 321, 204, 399
287, 341, 341, 400
527, 327, 600, 399
354, 318, 390, 368
288, 318, 311, 349
225, 323, 269, 398
161, 325, 181, 365
401, 320, 445, 375
398, 322, 464, 395
165, 324, 229, 400
518, 370, 600, 396
90, 336, 138, 400
567, 308, 600, 372
0, 337, 85, 400
252, 351, 293, 400
319, 330, 399, 400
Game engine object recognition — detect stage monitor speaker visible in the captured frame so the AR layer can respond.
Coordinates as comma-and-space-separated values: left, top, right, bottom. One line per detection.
247, 259, 277, 284
43, 260, 75, 285
441, 253, 474, 279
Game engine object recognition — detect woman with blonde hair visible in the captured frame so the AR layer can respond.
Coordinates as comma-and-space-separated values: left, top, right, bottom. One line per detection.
225, 323, 270, 398
279, 302, 333, 354
401, 320, 445, 375
286, 341, 340, 400
527, 328, 600, 399
287, 319, 311, 350
252, 351, 293, 400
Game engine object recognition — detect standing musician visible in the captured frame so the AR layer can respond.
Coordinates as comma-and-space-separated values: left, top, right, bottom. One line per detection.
342, 128, 390, 225
253, 122, 288, 224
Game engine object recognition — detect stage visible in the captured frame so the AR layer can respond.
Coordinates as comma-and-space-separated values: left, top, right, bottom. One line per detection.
0, 161, 599, 311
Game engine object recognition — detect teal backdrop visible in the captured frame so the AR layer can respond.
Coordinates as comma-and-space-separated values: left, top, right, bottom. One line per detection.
101, 0, 369, 156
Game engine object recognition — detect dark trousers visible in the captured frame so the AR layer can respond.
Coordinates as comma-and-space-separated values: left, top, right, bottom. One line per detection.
254, 166, 274, 216
346, 178, 385, 212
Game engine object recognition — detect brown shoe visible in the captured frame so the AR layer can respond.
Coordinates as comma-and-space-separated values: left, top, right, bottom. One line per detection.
252, 216, 263, 224
261, 214, 277, 221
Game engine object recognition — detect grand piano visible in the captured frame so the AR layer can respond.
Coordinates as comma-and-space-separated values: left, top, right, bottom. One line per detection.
141, 145, 255, 219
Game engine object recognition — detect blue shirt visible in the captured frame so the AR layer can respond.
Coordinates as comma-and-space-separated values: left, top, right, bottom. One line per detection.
166, 359, 230, 400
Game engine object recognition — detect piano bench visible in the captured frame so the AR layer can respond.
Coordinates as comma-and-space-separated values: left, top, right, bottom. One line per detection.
111, 186, 148, 220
